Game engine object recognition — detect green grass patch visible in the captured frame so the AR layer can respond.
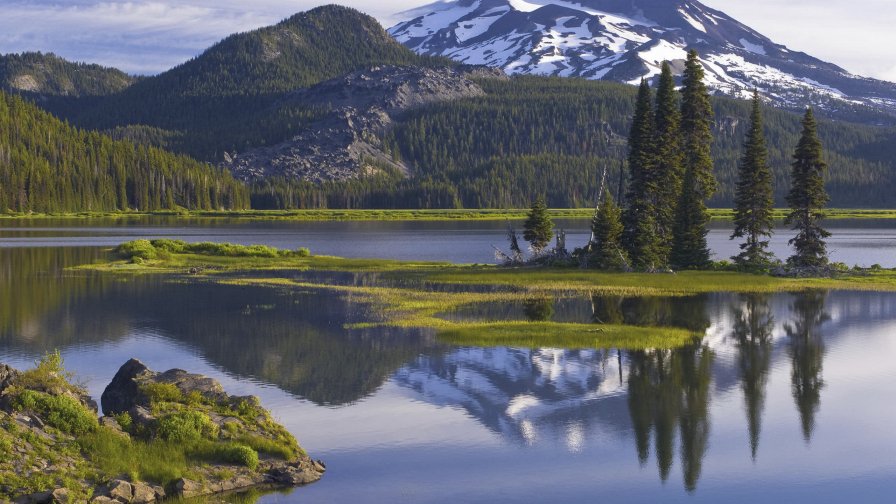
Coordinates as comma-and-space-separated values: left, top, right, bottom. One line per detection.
10, 390, 98, 435
438, 322, 696, 350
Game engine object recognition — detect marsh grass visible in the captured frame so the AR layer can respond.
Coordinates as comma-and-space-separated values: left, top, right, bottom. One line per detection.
78, 241, 896, 349
220, 278, 696, 349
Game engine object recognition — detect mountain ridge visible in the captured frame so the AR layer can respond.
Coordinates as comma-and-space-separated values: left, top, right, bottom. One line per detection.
0, 52, 137, 97
389, 0, 896, 122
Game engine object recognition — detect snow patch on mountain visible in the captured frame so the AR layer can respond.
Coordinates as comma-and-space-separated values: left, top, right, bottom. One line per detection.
390, 0, 896, 120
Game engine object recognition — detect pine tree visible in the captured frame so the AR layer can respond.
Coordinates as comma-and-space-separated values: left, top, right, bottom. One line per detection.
671, 50, 717, 269
523, 195, 554, 254
786, 108, 830, 268
654, 62, 683, 262
731, 90, 776, 269
622, 79, 661, 269
590, 194, 629, 270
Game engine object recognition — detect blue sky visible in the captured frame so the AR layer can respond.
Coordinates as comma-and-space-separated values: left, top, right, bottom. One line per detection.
1, 1, 893, 81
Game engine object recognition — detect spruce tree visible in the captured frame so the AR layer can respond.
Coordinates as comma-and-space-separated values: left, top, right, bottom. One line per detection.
590, 194, 629, 270
622, 79, 661, 269
654, 62, 683, 262
523, 195, 554, 254
671, 50, 717, 269
731, 90, 776, 269
786, 108, 830, 268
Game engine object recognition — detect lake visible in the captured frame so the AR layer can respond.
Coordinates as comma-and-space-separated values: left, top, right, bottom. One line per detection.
1, 219, 896, 503
3, 217, 896, 266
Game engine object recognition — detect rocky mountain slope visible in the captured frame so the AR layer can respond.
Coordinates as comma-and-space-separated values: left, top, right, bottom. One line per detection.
224, 65, 500, 182
390, 0, 896, 121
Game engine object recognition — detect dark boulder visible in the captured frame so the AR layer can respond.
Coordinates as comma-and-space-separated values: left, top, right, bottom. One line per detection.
101, 358, 229, 415
100, 358, 152, 415
0, 363, 19, 393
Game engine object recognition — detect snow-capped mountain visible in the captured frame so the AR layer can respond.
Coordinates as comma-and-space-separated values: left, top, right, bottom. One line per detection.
390, 0, 896, 118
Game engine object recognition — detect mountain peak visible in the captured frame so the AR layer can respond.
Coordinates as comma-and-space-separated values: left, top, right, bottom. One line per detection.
390, 0, 896, 120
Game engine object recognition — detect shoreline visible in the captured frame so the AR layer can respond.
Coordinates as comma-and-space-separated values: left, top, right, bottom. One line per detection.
3, 208, 896, 222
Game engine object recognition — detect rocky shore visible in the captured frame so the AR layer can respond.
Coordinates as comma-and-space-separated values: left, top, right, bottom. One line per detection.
0, 357, 324, 503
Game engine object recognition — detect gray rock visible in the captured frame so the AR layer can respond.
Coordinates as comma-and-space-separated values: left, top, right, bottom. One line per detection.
0, 363, 19, 393
50, 488, 70, 503
107, 480, 133, 502
89, 497, 116, 504
173, 478, 204, 499
130, 482, 156, 503
127, 406, 155, 428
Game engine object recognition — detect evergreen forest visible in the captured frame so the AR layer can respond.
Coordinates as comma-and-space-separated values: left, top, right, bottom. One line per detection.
0, 90, 249, 213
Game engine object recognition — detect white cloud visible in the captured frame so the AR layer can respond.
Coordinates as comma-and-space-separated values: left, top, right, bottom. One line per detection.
0, 1, 894, 81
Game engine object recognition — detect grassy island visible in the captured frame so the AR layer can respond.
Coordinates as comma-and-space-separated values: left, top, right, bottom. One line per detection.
75, 240, 896, 350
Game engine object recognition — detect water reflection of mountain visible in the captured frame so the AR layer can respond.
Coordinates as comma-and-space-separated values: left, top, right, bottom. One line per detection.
1, 247, 432, 405
395, 290, 896, 491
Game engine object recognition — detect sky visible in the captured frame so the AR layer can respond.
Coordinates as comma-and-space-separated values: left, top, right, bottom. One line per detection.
0, 0, 893, 81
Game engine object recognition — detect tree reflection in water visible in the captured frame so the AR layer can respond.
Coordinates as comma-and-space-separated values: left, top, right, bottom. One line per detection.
786, 290, 830, 442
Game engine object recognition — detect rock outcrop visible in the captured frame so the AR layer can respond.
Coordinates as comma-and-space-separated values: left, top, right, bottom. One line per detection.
101, 358, 226, 415
2, 359, 324, 503
0, 363, 18, 392
223, 64, 503, 182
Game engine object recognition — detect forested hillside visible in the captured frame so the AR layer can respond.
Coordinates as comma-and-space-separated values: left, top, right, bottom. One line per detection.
393, 77, 896, 208
252, 77, 896, 209
42, 4, 448, 161
0, 52, 136, 97
0, 91, 248, 213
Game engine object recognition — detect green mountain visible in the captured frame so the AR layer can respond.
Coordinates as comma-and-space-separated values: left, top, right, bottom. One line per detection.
0, 90, 248, 213
46, 5, 445, 126
0, 52, 136, 97
253, 76, 896, 209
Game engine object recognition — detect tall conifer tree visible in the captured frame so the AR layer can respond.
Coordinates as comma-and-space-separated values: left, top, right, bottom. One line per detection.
622, 79, 661, 269
671, 50, 717, 269
786, 108, 830, 268
590, 193, 628, 269
731, 90, 775, 269
654, 62, 683, 262
523, 195, 554, 254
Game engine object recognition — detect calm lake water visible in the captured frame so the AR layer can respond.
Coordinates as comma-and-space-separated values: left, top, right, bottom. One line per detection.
2, 217, 896, 266
2, 219, 896, 503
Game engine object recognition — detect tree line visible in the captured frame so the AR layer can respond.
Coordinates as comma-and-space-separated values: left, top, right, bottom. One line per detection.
0, 90, 249, 213
516, 51, 832, 271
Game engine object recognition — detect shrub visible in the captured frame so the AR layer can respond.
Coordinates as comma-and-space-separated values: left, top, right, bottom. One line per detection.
296, 247, 311, 257
150, 239, 187, 253
203, 443, 259, 471
141, 382, 183, 404
156, 411, 218, 442
12, 390, 98, 435
15, 350, 81, 395
113, 412, 133, 432
115, 240, 158, 261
